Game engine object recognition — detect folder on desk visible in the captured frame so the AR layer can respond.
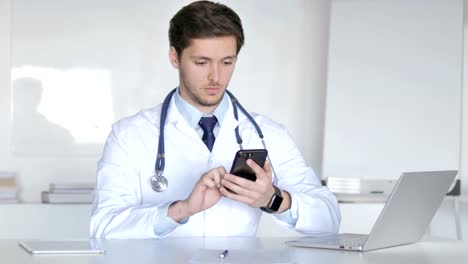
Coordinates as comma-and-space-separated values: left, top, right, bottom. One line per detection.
19, 240, 105, 255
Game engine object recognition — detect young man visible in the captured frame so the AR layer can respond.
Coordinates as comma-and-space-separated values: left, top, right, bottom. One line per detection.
90, 1, 340, 238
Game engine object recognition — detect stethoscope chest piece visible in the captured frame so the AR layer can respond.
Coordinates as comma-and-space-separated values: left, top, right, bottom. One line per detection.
151, 171, 168, 192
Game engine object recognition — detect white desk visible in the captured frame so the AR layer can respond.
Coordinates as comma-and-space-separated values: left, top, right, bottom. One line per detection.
1, 237, 467, 264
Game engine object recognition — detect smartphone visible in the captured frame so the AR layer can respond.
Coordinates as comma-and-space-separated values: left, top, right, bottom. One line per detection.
229, 149, 268, 182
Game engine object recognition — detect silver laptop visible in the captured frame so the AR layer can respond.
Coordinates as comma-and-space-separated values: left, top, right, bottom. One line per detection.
287, 170, 458, 251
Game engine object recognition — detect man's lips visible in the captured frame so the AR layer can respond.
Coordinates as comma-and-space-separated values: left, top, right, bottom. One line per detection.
206, 87, 220, 95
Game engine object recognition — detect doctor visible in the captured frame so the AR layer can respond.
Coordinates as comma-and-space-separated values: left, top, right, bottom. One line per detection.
90, 0, 340, 238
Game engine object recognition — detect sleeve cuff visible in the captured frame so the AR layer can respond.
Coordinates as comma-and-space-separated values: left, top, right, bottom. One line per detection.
272, 192, 299, 226
154, 201, 189, 237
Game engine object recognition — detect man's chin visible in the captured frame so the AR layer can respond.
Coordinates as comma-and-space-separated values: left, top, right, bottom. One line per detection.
198, 95, 223, 107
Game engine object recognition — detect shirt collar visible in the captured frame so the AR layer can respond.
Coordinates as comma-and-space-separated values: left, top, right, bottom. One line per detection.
174, 87, 229, 129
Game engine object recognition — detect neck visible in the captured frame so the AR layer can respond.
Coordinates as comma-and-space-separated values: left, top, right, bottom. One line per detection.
198, 105, 217, 115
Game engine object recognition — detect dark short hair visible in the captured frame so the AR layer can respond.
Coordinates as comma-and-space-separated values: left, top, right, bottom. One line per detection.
169, 1, 244, 57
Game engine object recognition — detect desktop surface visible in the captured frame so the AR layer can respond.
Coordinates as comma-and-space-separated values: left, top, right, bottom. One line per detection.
1, 237, 467, 264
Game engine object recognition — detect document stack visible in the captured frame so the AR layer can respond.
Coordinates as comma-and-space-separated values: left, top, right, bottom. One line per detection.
41, 182, 94, 204
0, 171, 19, 203
326, 177, 395, 203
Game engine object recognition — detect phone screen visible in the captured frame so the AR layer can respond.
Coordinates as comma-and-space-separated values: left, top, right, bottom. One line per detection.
229, 149, 268, 181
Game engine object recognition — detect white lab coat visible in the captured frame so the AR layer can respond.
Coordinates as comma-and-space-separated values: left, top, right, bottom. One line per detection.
90, 95, 341, 238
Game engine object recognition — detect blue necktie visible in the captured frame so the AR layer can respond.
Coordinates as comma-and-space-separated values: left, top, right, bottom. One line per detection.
199, 116, 218, 151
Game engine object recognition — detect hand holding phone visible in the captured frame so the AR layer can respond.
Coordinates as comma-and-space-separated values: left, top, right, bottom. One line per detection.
229, 149, 268, 182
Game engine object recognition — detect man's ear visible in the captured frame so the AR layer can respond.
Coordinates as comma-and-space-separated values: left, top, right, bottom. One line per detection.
169, 47, 179, 69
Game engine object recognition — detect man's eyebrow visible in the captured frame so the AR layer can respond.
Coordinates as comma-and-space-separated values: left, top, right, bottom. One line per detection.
222, 55, 237, 60
190, 56, 211, 60
190, 55, 237, 60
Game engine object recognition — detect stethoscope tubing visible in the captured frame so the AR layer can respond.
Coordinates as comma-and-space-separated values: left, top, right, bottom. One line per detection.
151, 88, 276, 192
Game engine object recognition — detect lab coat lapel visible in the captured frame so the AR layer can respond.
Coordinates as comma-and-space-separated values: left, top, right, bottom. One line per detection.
211, 112, 238, 157
164, 96, 207, 150
211, 96, 247, 156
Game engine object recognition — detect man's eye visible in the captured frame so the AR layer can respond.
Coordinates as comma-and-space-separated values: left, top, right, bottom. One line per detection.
223, 61, 233, 65
195, 61, 207, 65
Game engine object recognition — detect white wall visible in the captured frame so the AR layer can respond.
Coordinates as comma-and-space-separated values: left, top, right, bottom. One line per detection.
0, 0, 330, 202
0, 0, 12, 173
322, 0, 464, 183
303, 0, 331, 176
461, 0, 468, 194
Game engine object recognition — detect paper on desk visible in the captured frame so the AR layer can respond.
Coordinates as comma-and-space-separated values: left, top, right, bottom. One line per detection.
189, 248, 293, 264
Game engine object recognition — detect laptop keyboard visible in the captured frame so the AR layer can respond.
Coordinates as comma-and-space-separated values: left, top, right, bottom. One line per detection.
338, 235, 368, 247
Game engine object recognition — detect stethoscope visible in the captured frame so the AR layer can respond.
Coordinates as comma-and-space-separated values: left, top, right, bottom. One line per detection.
151, 88, 276, 192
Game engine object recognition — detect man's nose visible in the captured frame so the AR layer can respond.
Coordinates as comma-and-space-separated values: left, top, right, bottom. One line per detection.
208, 64, 220, 83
